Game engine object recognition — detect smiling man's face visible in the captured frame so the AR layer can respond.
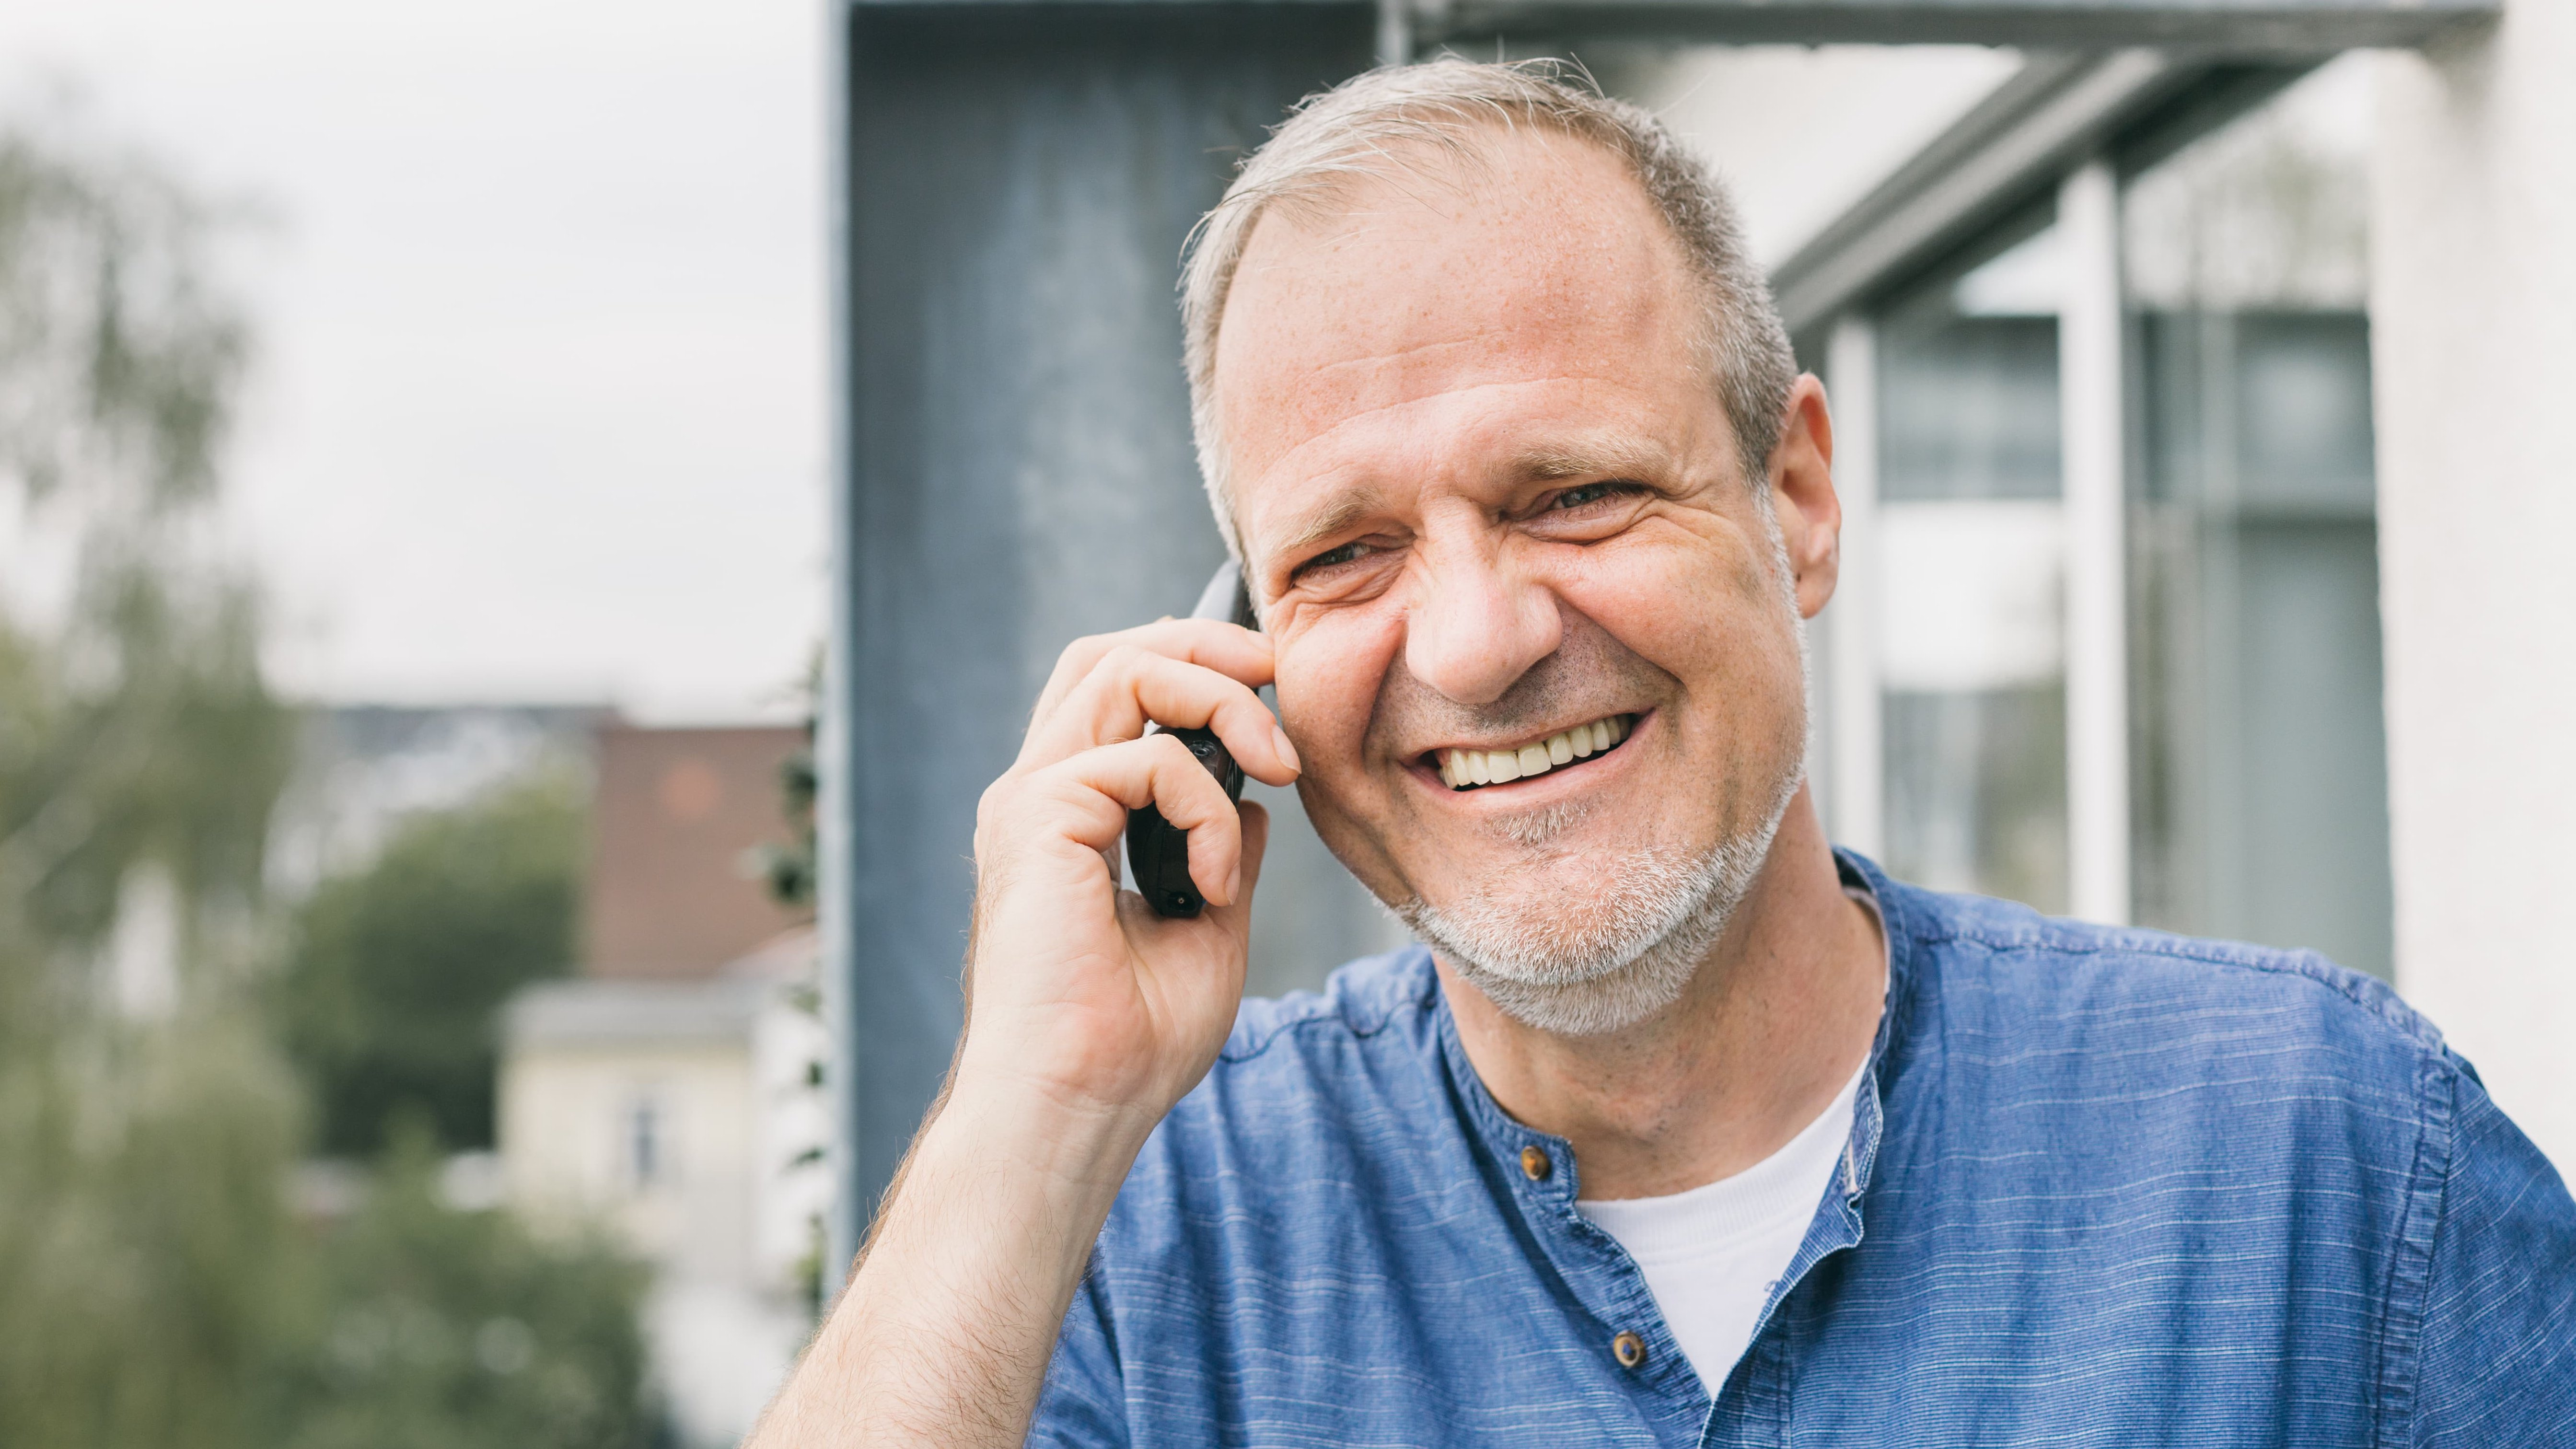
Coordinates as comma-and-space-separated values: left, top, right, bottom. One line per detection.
1214, 127, 1827, 1031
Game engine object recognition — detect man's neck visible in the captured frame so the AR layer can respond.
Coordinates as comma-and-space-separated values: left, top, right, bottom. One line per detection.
1435, 784, 1885, 1201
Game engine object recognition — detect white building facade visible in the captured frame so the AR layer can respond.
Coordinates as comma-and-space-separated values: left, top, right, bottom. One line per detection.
501, 932, 830, 1447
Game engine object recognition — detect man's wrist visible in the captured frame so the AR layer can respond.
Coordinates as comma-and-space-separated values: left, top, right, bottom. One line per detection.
920, 1067, 1162, 1204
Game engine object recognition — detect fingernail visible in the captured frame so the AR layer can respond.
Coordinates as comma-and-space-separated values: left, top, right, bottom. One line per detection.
1272, 725, 1300, 772
1226, 863, 1242, 903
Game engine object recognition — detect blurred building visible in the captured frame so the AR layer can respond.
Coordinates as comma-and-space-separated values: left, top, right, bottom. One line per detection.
823, 0, 2576, 1268
499, 723, 824, 1449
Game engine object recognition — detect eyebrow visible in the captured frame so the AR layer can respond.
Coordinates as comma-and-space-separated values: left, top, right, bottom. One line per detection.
1508, 436, 1679, 484
1269, 487, 1385, 567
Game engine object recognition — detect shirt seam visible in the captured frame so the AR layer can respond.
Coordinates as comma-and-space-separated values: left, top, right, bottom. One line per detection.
2369, 1045, 2455, 1448
1895, 917, 2449, 1061
1218, 959, 1438, 1062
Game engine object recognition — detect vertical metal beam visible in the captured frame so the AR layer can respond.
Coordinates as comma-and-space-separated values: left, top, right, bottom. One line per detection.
1824, 315, 1883, 859
820, 0, 862, 1290
831, 1, 1377, 1268
1378, 0, 1413, 65
2058, 158, 2131, 924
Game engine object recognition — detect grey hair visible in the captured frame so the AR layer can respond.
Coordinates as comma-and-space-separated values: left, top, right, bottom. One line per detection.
1180, 57, 1799, 562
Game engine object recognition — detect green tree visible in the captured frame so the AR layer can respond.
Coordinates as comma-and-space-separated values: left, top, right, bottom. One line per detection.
280, 772, 585, 1155
260, 1123, 659, 1449
0, 101, 661, 1449
0, 101, 303, 1449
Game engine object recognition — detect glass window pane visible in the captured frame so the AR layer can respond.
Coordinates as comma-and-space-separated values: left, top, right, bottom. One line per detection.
1874, 211, 2068, 911
2123, 56, 2392, 977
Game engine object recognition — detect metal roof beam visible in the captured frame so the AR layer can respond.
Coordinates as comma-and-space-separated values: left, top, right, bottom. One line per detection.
1416, 0, 2495, 49
1766, 49, 2309, 333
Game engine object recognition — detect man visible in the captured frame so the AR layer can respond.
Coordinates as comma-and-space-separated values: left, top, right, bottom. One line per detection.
756, 60, 2576, 1447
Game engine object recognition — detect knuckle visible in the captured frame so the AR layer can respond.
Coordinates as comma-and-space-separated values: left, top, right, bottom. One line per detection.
1099, 642, 1158, 680
977, 770, 1023, 814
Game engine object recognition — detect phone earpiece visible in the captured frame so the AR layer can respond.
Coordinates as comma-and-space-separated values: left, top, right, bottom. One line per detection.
1127, 560, 1259, 919
1126, 726, 1246, 917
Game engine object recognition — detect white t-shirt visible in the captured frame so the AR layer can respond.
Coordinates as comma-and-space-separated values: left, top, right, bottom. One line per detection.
1575, 1059, 1865, 1392
1574, 891, 1886, 1393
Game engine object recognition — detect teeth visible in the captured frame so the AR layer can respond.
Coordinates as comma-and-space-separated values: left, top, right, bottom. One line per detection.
1436, 714, 1634, 791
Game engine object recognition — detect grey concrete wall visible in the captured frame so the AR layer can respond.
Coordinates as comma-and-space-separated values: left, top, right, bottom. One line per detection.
2373, 5, 2576, 1168
833, 2, 1383, 1250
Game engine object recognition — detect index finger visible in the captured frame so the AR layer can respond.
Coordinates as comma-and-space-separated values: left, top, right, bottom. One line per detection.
1030, 618, 1272, 730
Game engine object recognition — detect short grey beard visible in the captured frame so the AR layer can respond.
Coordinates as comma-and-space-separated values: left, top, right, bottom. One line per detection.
1395, 771, 1798, 1037
1494, 800, 1595, 849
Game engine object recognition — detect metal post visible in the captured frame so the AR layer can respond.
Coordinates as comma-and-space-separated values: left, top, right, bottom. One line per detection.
829, 0, 1377, 1270
1377, 0, 1412, 66
820, 0, 861, 1293
1825, 314, 1883, 859
2058, 158, 2130, 924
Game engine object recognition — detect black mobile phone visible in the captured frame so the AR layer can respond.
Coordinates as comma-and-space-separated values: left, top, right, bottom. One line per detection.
1126, 560, 1258, 918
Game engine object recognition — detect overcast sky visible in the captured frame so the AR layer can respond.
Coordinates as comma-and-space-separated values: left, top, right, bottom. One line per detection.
1, 0, 829, 721
0, 5, 2006, 723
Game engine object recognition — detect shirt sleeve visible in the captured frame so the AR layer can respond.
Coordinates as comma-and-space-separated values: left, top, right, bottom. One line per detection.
2412, 1061, 2576, 1447
1026, 1260, 1129, 1449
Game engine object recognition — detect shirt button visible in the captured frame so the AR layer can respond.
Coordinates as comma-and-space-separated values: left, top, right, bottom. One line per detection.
1612, 1331, 1647, 1369
1519, 1145, 1552, 1181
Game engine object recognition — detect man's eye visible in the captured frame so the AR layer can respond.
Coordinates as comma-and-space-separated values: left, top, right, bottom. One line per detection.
1301, 540, 1370, 573
1551, 481, 1633, 510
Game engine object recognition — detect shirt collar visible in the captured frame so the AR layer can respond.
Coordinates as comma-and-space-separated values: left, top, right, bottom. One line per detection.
1430, 848, 1909, 1192
1427, 847, 1913, 1336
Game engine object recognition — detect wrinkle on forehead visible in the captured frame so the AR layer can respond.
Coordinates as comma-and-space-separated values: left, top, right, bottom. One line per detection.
1308, 326, 1515, 381
1213, 130, 1706, 513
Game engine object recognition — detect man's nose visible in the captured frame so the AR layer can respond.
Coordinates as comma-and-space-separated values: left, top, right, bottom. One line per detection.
1402, 547, 1563, 707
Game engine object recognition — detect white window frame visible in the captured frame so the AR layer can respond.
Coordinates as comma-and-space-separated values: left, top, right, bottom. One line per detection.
1784, 54, 2338, 923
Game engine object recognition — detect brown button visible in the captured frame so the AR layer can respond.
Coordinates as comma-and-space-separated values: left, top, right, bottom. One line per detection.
1519, 1145, 1552, 1181
1612, 1331, 1647, 1369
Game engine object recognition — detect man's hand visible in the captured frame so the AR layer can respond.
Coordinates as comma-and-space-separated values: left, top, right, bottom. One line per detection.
959, 617, 1298, 1134
748, 618, 1297, 1449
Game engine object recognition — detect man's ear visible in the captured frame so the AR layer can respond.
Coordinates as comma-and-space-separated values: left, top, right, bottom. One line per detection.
1765, 373, 1841, 621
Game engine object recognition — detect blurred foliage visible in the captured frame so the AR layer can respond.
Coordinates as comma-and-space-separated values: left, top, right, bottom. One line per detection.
760, 728, 817, 909
0, 1010, 307, 1449
0, 94, 281, 1010
0, 102, 660, 1449
0, 96, 246, 518
262, 1122, 660, 1449
279, 773, 585, 1155
0, 95, 302, 1449
757, 651, 819, 910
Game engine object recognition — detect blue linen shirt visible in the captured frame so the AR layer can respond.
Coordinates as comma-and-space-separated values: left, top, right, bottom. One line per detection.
1032, 853, 2576, 1446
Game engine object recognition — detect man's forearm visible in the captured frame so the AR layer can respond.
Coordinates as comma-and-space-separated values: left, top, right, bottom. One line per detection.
748, 1085, 1151, 1449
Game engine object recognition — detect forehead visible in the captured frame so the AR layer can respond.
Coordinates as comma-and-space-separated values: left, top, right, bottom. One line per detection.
1211, 127, 1707, 542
